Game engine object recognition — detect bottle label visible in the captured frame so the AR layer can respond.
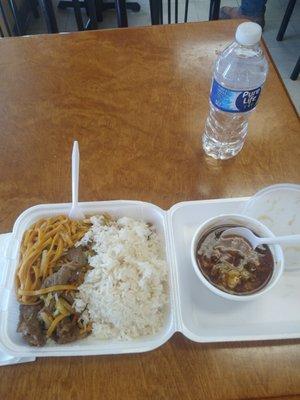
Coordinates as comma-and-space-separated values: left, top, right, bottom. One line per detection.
210, 79, 262, 113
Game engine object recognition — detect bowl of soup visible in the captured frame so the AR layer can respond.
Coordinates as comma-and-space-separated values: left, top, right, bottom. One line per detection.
191, 214, 284, 301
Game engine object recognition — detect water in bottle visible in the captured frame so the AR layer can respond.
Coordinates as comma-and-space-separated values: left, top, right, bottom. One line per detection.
203, 22, 269, 160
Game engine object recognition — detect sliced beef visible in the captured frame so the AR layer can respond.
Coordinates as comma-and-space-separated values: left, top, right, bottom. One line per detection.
41, 247, 88, 289
53, 317, 81, 344
65, 246, 87, 267
17, 304, 46, 347
41, 263, 83, 288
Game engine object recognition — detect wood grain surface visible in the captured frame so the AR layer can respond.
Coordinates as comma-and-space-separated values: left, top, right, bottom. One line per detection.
0, 21, 299, 400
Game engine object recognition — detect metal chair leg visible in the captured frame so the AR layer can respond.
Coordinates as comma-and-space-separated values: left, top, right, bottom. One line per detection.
184, 0, 189, 22
209, 0, 220, 21
159, 0, 162, 23
8, 0, 22, 35
73, 0, 84, 30
0, 0, 12, 36
209, 0, 213, 19
85, 0, 98, 29
290, 57, 300, 81
175, 0, 178, 23
30, 0, 40, 17
58, 0, 139, 25
114, 0, 128, 27
149, 0, 160, 25
276, 0, 296, 41
95, 0, 103, 22
38, 0, 59, 33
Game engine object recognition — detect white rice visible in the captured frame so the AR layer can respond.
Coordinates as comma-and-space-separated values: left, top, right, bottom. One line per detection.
74, 215, 169, 339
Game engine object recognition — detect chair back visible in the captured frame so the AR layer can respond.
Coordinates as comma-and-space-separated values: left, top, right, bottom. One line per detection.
150, 0, 189, 24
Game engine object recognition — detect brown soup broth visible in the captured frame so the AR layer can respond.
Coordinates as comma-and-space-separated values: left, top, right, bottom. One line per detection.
196, 225, 274, 295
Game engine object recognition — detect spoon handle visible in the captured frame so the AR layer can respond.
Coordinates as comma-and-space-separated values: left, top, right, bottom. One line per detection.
259, 234, 300, 246
72, 141, 80, 208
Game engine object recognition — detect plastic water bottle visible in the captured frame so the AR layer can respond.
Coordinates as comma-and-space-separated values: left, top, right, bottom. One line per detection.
202, 22, 268, 160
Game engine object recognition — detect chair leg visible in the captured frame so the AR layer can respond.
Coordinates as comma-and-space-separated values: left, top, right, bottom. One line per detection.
85, 0, 98, 28
149, 0, 160, 25
114, 0, 128, 27
30, 0, 40, 18
73, 0, 84, 30
276, 0, 296, 41
95, 0, 103, 22
290, 57, 300, 81
209, 0, 220, 21
159, 0, 162, 23
184, 0, 189, 22
209, 0, 213, 19
8, 0, 22, 35
175, 0, 178, 23
0, 0, 12, 36
38, 0, 59, 33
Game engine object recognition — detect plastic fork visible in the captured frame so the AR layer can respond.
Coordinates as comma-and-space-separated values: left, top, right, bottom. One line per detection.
69, 141, 85, 220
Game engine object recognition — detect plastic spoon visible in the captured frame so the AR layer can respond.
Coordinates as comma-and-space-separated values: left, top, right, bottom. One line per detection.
69, 141, 85, 220
222, 227, 300, 249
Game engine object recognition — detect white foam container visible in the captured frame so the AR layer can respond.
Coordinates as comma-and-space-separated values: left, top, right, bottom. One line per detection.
0, 188, 299, 363
243, 183, 300, 271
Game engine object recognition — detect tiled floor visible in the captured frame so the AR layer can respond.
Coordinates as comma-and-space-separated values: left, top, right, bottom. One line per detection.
27, 0, 300, 112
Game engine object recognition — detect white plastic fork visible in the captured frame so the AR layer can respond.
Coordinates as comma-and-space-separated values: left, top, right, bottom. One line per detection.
68, 141, 85, 220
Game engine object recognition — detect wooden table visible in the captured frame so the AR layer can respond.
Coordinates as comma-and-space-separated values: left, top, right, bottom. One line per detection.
0, 20, 299, 400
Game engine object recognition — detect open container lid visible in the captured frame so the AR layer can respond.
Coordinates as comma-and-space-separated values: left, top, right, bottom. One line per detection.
243, 183, 300, 270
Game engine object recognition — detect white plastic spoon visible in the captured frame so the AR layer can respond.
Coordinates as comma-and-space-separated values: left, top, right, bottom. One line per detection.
222, 227, 300, 249
69, 141, 85, 220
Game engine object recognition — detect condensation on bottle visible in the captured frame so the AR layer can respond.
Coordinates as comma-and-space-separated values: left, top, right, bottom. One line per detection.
203, 22, 269, 160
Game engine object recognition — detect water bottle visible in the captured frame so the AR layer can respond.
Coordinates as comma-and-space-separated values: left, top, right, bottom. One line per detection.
202, 22, 268, 160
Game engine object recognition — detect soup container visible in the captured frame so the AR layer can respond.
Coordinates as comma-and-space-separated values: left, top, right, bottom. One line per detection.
190, 214, 284, 301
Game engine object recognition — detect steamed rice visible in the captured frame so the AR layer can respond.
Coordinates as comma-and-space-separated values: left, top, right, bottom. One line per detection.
74, 215, 169, 339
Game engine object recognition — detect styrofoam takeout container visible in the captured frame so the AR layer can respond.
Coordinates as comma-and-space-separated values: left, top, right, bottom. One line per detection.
0, 201, 177, 359
0, 184, 299, 364
243, 183, 300, 271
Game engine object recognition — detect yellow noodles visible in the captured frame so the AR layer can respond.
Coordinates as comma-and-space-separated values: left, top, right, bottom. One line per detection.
18, 284, 77, 297
47, 313, 70, 337
16, 215, 89, 304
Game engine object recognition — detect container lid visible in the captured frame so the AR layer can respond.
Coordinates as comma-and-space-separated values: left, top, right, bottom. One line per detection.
0, 233, 35, 366
0, 352, 35, 367
243, 183, 300, 270
236, 22, 262, 46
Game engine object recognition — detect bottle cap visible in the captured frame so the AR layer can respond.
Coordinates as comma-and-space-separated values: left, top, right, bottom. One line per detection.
235, 22, 262, 46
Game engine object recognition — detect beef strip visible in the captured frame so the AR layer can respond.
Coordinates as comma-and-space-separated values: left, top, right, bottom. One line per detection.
41, 263, 82, 288
53, 317, 82, 344
17, 304, 46, 347
41, 246, 88, 288
65, 246, 87, 267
